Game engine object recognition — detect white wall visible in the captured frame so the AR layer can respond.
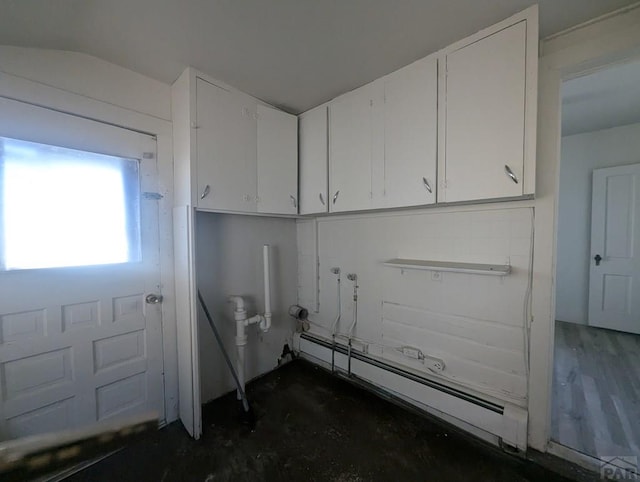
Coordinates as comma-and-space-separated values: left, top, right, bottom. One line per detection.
556, 122, 640, 324
196, 212, 298, 403
0, 46, 171, 121
297, 205, 533, 407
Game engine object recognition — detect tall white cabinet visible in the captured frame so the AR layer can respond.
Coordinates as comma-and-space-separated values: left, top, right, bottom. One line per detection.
171, 68, 298, 439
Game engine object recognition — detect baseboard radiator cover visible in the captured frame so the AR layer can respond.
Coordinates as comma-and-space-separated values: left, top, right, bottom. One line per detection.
294, 332, 528, 451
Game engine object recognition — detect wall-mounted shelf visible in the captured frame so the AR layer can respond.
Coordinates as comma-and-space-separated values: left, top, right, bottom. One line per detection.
383, 258, 511, 276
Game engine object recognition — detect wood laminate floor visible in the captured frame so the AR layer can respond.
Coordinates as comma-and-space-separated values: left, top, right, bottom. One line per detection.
552, 320, 640, 460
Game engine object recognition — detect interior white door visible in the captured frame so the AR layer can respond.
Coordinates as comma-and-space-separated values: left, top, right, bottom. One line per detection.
588, 163, 640, 333
0, 98, 165, 439
257, 104, 298, 214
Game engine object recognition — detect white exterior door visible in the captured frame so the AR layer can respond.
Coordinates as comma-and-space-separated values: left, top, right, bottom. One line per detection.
0, 98, 165, 439
588, 163, 640, 333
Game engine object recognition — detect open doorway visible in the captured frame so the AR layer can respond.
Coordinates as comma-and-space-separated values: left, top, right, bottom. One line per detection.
552, 58, 640, 461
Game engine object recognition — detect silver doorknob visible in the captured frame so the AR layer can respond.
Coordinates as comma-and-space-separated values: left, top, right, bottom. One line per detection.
145, 294, 163, 304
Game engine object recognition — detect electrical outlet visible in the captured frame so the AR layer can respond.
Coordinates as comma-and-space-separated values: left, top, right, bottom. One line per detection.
431, 271, 442, 281
424, 356, 445, 372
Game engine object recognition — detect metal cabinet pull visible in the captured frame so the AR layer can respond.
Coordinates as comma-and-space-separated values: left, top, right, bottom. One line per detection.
290, 195, 297, 208
504, 165, 519, 184
333, 190, 340, 204
200, 184, 211, 199
319, 193, 325, 205
422, 177, 432, 194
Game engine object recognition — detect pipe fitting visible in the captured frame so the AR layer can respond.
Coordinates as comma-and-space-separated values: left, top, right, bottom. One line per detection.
260, 312, 272, 332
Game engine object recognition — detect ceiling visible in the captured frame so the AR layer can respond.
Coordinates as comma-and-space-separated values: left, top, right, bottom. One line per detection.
562, 59, 640, 136
0, 0, 638, 114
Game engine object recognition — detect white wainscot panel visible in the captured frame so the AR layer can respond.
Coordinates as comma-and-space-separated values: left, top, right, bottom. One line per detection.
1, 348, 72, 400
0, 309, 46, 343
93, 330, 146, 373
62, 300, 100, 331
96, 371, 146, 420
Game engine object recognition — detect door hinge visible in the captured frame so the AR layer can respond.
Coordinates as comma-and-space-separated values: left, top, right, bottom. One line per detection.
143, 192, 164, 200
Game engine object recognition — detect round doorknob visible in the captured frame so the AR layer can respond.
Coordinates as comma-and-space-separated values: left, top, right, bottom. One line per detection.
145, 294, 163, 304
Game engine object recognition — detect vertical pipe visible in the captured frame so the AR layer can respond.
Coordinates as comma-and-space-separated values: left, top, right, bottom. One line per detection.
236, 318, 247, 400
237, 344, 245, 400
260, 244, 272, 332
263, 244, 271, 311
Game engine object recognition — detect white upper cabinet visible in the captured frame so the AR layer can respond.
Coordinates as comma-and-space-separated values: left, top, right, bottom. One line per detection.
299, 105, 328, 215
257, 104, 298, 214
439, 7, 537, 203
196, 77, 257, 212
382, 55, 438, 208
329, 81, 383, 213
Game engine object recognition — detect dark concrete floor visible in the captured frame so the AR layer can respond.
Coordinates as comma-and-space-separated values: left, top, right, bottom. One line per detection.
68, 360, 591, 482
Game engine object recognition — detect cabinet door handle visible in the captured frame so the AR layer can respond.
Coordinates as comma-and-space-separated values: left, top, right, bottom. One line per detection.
333, 190, 340, 204
504, 165, 519, 184
290, 195, 297, 208
422, 177, 432, 194
200, 184, 211, 200
319, 193, 325, 206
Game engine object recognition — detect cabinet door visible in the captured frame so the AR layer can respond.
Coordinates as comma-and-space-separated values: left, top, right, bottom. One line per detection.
383, 55, 437, 208
329, 82, 382, 213
299, 105, 328, 215
442, 21, 526, 203
257, 104, 298, 214
196, 78, 257, 212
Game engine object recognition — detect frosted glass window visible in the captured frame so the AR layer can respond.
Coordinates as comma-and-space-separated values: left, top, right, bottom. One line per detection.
0, 137, 141, 270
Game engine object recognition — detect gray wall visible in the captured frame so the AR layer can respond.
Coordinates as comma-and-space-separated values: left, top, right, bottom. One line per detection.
556, 122, 640, 324
196, 212, 298, 403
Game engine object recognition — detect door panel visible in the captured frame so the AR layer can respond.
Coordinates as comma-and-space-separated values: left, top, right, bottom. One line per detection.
443, 21, 526, 202
329, 83, 381, 212
257, 104, 298, 214
589, 163, 640, 333
196, 78, 257, 212
383, 55, 437, 208
299, 106, 328, 215
0, 98, 164, 439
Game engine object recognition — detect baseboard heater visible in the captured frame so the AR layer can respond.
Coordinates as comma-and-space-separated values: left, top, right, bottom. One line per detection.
294, 332, 527, 451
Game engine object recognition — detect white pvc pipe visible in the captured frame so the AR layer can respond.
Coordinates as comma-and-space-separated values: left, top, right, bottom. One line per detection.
261, 244, 272, 332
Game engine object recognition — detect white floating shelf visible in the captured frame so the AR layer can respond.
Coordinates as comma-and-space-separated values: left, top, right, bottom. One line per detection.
383, 258, 511, 276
